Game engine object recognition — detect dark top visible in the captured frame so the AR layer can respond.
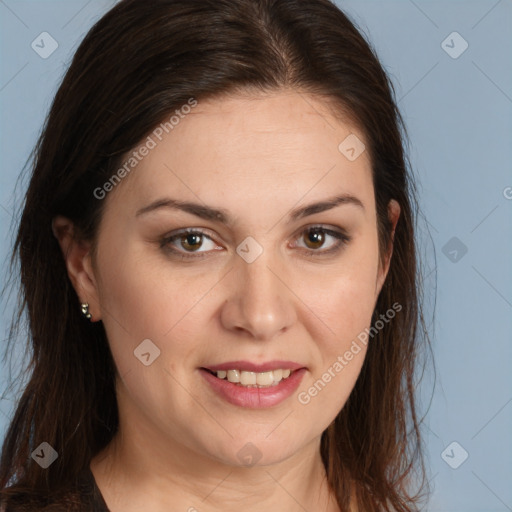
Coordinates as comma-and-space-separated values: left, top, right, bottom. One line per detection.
76, 468, 110, 512
3, 468, 110, 512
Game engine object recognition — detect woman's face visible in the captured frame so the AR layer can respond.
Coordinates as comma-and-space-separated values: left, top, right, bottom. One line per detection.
81, 90, 398, 468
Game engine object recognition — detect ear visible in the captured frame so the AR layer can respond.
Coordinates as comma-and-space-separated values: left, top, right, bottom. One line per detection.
375, 199, 401, 296
52, 216, 101, 322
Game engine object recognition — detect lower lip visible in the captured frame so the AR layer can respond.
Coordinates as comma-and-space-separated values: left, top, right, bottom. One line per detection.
199, 368, 306, 409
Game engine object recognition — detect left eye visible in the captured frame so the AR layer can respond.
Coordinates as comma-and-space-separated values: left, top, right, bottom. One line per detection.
293, 226, 349, 253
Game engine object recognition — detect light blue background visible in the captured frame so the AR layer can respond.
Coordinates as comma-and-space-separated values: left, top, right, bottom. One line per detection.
1, 1, 511, 510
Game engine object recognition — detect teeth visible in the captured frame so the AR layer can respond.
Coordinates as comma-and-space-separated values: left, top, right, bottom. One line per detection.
227, 369, 240, 383
215, 369, 295, 388
256, 371, 274, 386
273, 369, 283, 381
240, 371, 256, 385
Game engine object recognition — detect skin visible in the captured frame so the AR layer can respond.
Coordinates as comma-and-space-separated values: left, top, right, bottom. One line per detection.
54, 89, 400, 512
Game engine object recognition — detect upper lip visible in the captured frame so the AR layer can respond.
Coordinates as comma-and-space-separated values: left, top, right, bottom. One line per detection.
202, 360, 305, 373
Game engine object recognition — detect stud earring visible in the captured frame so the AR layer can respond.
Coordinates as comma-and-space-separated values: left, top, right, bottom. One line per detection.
81, 302, 92, 320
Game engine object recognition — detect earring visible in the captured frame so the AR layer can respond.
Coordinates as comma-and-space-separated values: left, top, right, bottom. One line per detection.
81, 302, 92, 320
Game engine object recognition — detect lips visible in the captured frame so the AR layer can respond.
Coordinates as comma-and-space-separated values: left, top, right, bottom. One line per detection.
199, 366, 307, 408
202, 360, 305, 373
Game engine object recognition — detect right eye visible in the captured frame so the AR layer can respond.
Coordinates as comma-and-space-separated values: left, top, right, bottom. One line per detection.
160, 228, 223, 259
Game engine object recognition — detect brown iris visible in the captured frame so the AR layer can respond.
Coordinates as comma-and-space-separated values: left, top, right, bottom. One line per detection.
303, 228, 325, 249
180, 233, 203, 252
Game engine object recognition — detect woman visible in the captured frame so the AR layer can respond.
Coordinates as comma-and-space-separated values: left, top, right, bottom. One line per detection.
0, 0, 431, 510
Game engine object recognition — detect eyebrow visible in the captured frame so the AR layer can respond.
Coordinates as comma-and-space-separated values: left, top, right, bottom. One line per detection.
135, 194, 364, 224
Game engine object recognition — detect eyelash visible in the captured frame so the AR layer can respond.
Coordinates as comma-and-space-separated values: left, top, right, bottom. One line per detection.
160, 225, 351, 261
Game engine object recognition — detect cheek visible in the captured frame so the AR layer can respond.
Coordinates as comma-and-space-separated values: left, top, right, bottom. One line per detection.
295, 277, 374, 421
304, 269, 374, 374
93, 250, 212, 432
96, 232, 215, 328
93, 241, 213, 379
303, 240, 380, 343
294, 236, 379, 406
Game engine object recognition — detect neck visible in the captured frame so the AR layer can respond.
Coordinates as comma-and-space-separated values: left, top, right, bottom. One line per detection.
91, 430, 340, 512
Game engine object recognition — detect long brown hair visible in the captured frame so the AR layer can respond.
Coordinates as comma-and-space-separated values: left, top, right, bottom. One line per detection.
1, 0, 432, 510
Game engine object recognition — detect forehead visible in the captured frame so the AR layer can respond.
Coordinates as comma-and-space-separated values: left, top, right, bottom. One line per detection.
105, 90, 374, 220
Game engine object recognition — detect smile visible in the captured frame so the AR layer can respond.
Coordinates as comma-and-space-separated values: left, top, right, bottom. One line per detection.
204, 368, 294, 388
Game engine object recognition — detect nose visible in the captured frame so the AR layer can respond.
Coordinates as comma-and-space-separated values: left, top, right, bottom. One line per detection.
220, 252, 297, 341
